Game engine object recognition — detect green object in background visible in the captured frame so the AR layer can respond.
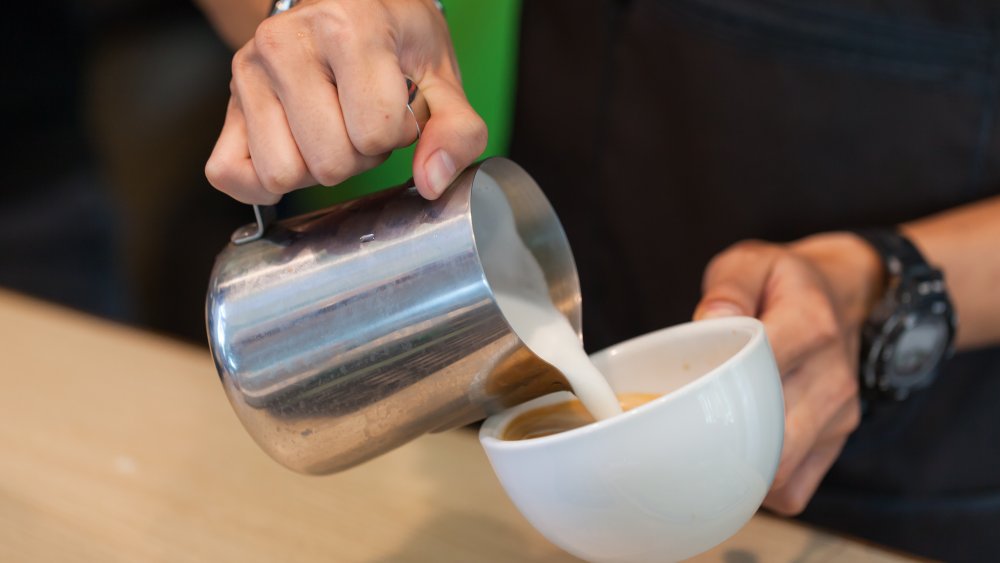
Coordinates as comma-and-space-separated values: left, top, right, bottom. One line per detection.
289, 0, 522, 212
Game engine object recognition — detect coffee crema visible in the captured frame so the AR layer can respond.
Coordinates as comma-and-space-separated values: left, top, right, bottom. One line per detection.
502, 392, 661, 441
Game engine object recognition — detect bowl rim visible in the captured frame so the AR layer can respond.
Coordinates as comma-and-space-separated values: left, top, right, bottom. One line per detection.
478, 316, 768, 450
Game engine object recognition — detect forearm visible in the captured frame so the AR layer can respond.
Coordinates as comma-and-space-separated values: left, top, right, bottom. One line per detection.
901, 195, 1000, 350
195, 0, 272, 49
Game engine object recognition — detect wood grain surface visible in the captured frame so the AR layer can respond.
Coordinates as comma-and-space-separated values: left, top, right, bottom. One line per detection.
0, 290, 917, 562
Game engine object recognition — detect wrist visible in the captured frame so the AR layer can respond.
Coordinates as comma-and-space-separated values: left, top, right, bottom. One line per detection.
788, 232, 885, 331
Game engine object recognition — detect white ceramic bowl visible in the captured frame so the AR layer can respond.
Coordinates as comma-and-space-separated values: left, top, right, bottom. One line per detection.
479, 317, 784, 563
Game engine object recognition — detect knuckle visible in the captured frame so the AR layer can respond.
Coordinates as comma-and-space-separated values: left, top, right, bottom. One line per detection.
703, 254, 728, 283
771, 442, 805, 490
771, 465, 793, 492
314, 4, 354, 45
728, 239, 771, 257
787, 489, 812, 514
838, 372, 861, 403
259, 164, 304, 195
805, 300, 840, 347
703, 253, 725, 280
204, 157, 232, 191
462, 111, 489, 153
841, 399, 862, 433
703, 249, 731, 279
707, 239, 769, 273
822, 370, 862, 426
768, 491, 809, 516
253, 18, 286, 60
231, 47, 255, 79
351, 117, 398, 156
308, 156, 350, 187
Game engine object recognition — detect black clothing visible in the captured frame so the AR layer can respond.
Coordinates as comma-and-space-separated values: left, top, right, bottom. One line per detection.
1, 1, 229, 326
1, 1, 121, 317
510, 1, 1000, 560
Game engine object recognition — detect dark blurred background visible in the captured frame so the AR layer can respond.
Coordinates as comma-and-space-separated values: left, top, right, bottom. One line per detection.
2, 0, 245, 343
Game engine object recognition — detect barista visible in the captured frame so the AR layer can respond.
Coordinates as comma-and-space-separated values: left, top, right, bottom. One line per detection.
203, 1, 1000, 560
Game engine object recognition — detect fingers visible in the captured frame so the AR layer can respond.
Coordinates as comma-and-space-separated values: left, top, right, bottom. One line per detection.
758, 260, 843, 374
411, 76, 488, 199
773, 354, 860, 490
766, 397, 859, 515
316, 25, 420, 155
696, 242, 846, 374
207, 43, 318, 203
206, 97, 278, 205
760, 298, 840, 375
234, 50, 318, 195
693, 241, 778, 320
264, 57, 388, 186
764, 437, 846, 516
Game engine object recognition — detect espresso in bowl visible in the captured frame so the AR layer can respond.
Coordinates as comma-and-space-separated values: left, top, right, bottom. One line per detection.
502, 393, 660, 441
479, 317, 784, 563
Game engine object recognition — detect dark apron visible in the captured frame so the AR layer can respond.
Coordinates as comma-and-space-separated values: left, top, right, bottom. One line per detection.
510, 1, 1000, 560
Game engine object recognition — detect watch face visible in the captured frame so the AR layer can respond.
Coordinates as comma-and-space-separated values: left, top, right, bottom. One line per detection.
890, 315, 950, 378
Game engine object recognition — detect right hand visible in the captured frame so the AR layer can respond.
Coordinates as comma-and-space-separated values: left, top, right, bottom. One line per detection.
205, 0, 488, 204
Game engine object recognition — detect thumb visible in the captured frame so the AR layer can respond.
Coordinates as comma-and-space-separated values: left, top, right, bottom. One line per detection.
694, 241, 779, 321
411, 78, 488, 199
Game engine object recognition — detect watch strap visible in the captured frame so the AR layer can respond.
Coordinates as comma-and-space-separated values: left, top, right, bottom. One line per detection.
853, 228, 956, 404
852, 228, 935, 281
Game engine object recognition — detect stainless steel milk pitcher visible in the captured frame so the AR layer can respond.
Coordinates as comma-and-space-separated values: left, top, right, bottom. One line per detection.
206, 158, 580, 474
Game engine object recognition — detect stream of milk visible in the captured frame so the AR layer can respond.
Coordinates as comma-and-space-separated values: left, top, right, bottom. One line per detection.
472, 181, 623, 420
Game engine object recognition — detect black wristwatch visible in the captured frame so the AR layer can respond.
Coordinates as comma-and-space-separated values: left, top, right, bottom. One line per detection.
854, 229, 957, 402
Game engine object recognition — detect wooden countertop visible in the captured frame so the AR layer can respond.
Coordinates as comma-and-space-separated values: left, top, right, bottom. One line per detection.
0, 290, 916, 562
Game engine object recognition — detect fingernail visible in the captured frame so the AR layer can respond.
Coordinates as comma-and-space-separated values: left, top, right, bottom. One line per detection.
698, 302, 745, 320
426, 149, 456, 198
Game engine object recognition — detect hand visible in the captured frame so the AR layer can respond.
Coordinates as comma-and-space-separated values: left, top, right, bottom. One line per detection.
693, 233, 884, 515
205, 0, 488, 204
